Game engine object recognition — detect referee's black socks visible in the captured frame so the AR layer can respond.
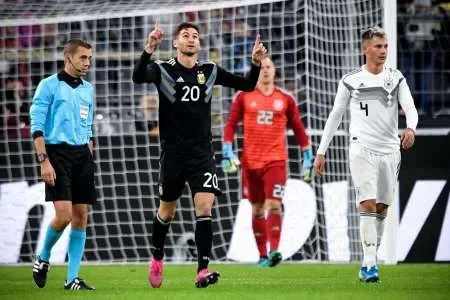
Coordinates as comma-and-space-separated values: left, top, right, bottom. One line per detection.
195, 215, 212, 272
151, 214, 171, 260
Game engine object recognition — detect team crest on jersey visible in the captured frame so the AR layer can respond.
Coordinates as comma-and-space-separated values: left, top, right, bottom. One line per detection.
197, 71, 206, 84
384, 76, 394, 90
273, 99, 284, 111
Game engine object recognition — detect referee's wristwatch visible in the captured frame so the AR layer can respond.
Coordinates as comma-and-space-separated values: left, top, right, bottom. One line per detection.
37, 153, 48, 163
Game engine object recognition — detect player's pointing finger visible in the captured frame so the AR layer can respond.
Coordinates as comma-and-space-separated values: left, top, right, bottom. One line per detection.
254, 34, 260, 45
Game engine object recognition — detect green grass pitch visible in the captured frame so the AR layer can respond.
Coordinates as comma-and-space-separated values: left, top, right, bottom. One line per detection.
0, 263, 449, 299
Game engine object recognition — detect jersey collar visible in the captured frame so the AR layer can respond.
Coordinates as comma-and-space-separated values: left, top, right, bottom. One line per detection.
57, 70, 83, 88
175, 57, 199, 72
362, 65, 385, 76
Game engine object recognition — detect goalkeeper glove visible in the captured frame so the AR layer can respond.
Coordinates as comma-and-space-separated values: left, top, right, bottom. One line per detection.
221, 143, 240, 174
302, 148, 314, 182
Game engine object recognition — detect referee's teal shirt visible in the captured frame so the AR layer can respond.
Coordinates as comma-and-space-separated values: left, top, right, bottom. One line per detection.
30, 71, 94, 145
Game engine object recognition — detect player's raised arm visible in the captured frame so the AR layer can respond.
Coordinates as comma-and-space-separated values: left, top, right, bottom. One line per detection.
251, 34, 267, 66
145, 20, 164, 54
214, 34, 266, 91
132, 21, 163, 84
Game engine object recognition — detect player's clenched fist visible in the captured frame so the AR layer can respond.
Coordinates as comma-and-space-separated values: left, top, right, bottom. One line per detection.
251, 34, 267, 65
401, 128, 415, 150
313, 154, 326, 177
145, 20, 164, 54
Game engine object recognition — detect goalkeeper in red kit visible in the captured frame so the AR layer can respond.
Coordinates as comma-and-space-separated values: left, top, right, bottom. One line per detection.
222, 57, 313, 267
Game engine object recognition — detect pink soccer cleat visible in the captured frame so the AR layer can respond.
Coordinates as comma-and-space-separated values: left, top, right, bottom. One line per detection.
195, 268, 220, 288
148, 257, 164, 288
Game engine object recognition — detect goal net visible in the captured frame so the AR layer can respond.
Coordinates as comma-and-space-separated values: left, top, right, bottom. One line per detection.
0, 0, 384, 264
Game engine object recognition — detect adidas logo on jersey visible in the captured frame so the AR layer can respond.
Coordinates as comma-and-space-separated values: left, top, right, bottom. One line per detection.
168, 58, 176, 66
176, 77, 185, 83
359, 83, 365, 88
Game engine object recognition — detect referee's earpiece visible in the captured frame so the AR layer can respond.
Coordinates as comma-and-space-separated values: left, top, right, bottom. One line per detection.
68, 57, 82, 73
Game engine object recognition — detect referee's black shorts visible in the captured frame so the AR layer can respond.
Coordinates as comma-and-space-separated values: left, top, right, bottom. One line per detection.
45, 144, 97, 204
158, 150, 222, 201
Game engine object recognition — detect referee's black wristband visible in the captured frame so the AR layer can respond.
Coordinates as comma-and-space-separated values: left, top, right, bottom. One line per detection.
32, 130, 44, 139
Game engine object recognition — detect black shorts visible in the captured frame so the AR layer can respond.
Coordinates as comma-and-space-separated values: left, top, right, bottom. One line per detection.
45, 144, 97, 204
158, 151, 222, 201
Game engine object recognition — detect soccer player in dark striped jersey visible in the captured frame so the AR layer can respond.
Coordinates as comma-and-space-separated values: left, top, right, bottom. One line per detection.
133, 21, 267, 288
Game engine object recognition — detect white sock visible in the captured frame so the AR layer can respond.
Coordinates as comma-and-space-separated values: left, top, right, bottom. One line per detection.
376, 214, 386, 252
360, 213, 377, 269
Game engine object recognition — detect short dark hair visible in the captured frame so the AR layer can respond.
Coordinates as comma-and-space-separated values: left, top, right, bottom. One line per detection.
173, 22, 199, 38
64, 39, 92, 55
361, 26, 386, 42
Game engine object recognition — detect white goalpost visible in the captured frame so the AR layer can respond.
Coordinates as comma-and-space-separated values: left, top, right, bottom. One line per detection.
0, 0, 397, 265
382, 0, 398, 265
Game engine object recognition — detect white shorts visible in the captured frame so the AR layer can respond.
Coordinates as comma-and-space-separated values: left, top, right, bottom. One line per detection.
349, 142, 401, 206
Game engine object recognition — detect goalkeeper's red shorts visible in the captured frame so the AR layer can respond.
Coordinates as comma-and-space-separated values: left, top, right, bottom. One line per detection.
242, 160, 287, 203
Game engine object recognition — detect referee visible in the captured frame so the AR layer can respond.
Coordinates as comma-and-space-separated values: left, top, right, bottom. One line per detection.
30, 39, 96, 291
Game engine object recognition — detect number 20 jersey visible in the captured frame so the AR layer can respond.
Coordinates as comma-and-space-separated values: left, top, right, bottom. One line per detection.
133, 53, 260, 156
155, 58, 217, 155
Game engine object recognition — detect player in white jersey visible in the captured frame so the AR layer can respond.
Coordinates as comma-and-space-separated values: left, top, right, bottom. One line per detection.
313, 27, 418, 283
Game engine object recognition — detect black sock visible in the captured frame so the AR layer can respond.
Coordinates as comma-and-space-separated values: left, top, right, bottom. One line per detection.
151, 214, 171, 260
195, 215, 212, 272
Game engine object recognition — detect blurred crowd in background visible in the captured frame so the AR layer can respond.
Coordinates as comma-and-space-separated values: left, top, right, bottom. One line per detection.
1, 0, 449, 140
